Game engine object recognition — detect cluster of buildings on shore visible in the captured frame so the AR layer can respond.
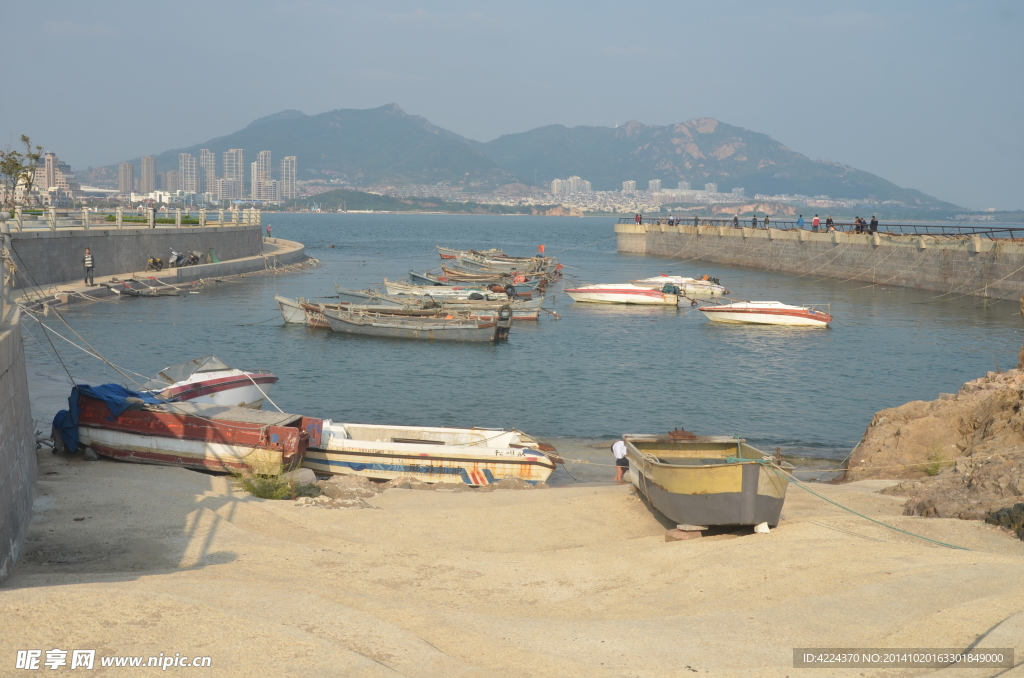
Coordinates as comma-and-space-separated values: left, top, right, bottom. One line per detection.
119, 150, 296, 205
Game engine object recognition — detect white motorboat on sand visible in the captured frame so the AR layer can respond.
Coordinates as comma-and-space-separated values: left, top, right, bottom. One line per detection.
142, 355, 279, 408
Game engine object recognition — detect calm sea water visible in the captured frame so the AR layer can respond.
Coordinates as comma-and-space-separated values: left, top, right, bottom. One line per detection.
22, 213, 1023, 479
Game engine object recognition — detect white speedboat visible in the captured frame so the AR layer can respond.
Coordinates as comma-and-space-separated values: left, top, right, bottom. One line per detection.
142, 355, 279, 408
631, 274, 729, 296
698, 301, 833, 327
303, 421, 557, 486
565, 283, 680, 305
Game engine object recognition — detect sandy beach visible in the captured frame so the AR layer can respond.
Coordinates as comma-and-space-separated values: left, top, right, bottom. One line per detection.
2, 441, 1023, 677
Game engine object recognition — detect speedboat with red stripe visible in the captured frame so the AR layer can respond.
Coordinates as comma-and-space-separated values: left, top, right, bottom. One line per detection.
698, 301, 833, 327
143, 355, 279, 409
565, 283, 681, 305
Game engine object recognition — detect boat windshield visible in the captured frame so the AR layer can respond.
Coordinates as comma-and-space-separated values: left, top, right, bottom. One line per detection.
142, 355, 233, 390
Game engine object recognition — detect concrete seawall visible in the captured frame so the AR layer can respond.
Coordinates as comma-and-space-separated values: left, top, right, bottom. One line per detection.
0, 312, 37, 582
616, 222, 1024, 300
9, 224, 263, 291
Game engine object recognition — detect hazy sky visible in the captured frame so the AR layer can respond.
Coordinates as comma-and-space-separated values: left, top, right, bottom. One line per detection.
3, 1, 1021, 209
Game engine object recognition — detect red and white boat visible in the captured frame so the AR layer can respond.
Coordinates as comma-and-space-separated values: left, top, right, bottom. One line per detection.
54, 385, 319, 473
564, 283, 680, 305
143, 355, 279, 409
698, 301, 833, 327
631, 274, 729, 296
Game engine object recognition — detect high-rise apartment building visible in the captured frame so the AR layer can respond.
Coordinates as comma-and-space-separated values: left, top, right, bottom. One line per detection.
163, 170, 179, 192
199, 149, 216, 195
550, 178, 565, 195
179, 153, 199, 194
550, 176, 592, 196
280, 156, 297, 200
217, 179, 243, 201
34, 153, 82, 197
140, 155, 156, 194
251, 151, 274, 200
118, 162, 135, 194
678, 181, 691, 191
622, 180, 636, 194
648, 179, 661, 193
223, 149, 245, 194
731, 187, 745, 197
704, 183, 718, 195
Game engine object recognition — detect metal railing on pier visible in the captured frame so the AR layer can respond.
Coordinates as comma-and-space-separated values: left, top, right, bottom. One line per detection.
616, 216, 1024, 240
5, 207, 262, 233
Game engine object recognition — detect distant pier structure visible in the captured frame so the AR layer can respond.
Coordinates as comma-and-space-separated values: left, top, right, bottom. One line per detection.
616, 217, 1024, 301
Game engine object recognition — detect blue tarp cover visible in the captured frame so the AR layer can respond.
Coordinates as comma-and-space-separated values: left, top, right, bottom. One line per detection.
52, 384, 172, 452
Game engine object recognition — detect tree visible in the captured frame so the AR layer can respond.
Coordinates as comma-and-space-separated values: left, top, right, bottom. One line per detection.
0, 135, 43, 210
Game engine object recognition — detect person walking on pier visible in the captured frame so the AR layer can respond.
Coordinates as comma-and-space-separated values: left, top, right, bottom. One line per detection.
83, 248, 95, 286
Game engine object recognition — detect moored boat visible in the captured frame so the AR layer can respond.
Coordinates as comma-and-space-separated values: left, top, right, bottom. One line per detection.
623, 433, 794, 527
303, 420, 556, 485
275, 294, 308, 324
384, 278, 509, 299
437, 246, 506, 260
52, 384, 316, 473
698, 301, 832, 327
631, 274, 729, 296
142, 355, 279, 409
321, 305, 513, 342
565, 283, 680, 305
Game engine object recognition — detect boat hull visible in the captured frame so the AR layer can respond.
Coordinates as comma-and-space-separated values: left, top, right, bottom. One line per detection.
566, 288, 678, 305
275, 295, 307, 324
323, 309, 511, 342
623, 435, 791, 527
159, 373, 278, 409
303, 445, 554, 485
699, 309, 830, 326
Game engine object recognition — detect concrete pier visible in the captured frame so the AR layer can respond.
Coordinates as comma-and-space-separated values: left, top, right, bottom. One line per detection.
616, 221, 1024, 300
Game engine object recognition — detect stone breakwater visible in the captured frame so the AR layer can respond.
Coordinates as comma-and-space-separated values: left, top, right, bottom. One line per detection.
615, 222, 1024, 300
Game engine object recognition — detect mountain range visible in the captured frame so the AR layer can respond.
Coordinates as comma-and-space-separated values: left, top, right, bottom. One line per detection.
82, 103, 959, 210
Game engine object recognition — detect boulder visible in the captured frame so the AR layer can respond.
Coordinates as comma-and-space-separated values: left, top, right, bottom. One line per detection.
281, 468, 316, 487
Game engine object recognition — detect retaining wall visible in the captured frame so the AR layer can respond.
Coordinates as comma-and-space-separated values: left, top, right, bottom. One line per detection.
9, 225, 263, 290
173, 238, 307, 283
0, 312, 37, 582
615, 222, 1024, 300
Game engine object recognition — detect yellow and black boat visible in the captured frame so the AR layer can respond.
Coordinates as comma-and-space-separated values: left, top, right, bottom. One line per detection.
623, 433, 794, 527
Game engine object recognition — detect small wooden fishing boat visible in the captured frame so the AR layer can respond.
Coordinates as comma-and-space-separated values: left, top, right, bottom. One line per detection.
276, 294, 308, 323
565, 283, 680, 305
386, 278, 509, 299
437, 246, 506, 260
333, 286, 412, 308
408, 270, 541, 297
52, 384, 316, 473
303, 420, 556, 485
698, 301, 833, 327
321, 305, 513, 342
342, 284, 542, 320
623, 433, 794, 527
142, 355, 278, 409
631, 274, 729, 296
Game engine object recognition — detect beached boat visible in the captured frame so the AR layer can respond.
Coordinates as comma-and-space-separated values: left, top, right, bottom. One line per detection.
141, 355, 279, 409
623, 433, 794, 527
631, 275, 730, 296
565, 283, 680, 305
303, 420, 556, 485
276, 294, 309, 323
698, 301, 833, 327
321, 306, 512, 342
52, 384, 316, 473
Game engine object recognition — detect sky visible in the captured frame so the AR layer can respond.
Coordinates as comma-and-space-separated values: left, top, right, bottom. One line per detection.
2, 0, 1021, 209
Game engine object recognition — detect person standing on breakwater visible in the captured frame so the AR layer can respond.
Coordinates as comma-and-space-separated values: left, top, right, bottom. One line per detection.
733, 215, 739, 227
797, 214, 805, 229
870, 216, 879, 233
694, 215, 699, 227
83, 248, 95, 286
826, 216, 835, 232
751, 214, 758, 228
764, 215, 770, 228
612, 439, 629, 483
812, 214, 820, 231
266, 224, 272, 238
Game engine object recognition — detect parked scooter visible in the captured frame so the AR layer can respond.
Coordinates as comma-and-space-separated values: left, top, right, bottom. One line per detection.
146, 254, 164, 271
169, 249, 204, 268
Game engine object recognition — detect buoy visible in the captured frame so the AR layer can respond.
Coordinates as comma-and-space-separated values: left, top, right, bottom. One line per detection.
538, 244, 545, 253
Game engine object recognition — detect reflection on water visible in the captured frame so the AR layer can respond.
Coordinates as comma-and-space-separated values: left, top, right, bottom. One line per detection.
22, 214, 1023, 467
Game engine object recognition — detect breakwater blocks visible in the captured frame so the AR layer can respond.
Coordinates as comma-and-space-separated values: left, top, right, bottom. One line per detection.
9, 225, 263, 290
0, 313, 37, 582
615, 222, 1024, 300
